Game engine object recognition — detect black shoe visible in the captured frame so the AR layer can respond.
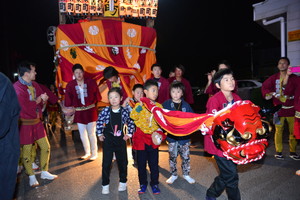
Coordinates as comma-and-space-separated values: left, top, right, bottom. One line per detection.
274, 152, 284, 160
289, 153, 300, 160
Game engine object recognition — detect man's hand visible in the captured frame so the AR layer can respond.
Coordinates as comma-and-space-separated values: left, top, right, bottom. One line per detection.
36, 96, 42, 104
207, 70, 216, 82
40, 93, 49, 102
265, 93, 274, 100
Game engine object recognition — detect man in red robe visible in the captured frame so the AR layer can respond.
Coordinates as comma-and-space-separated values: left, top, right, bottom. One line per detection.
168, 64, 194, 105
261, 57, 299, 160
13, 61, 57, 187
64, 64, 102, 160
147, 63, 169, 104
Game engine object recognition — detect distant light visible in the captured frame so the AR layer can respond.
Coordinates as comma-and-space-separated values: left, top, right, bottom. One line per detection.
13, 73, 18, 77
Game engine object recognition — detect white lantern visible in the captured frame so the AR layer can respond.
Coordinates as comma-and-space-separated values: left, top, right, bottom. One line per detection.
96, 0, 103, 15
67, 0, 75, 14
82, 0, 89, 14
89, 0, 97, 15
119, 0, 126, 18
47, 26, 57, 46
138, 0, 146, 18
59, 0, 67, 13
131, 0, 139, 18
75, 0, 83, 15
150, 0, 158, 18
145, 0, 152, 18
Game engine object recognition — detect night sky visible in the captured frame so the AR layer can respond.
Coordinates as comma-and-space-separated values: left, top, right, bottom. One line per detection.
1, 0, 280, 87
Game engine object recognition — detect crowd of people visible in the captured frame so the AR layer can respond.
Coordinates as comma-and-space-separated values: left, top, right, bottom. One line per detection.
0, 57, 299, 200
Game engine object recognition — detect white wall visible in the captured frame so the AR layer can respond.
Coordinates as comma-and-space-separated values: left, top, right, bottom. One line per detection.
253, 0, 300, 66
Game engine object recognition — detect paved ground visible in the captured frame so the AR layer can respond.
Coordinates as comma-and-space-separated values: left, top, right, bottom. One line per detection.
15, 121, 300, 200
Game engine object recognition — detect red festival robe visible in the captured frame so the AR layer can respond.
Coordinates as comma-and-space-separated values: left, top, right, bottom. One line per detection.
261, 73, 298, 117
13, 81, 46, 145
65, 78, 102, 124
204, 91, 242, 157
293, 76, 300, 139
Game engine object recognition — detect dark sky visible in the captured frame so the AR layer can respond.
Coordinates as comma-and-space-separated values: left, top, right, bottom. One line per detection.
1, 0, 280, 87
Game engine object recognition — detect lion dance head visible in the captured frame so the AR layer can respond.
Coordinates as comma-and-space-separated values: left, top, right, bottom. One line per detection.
211, 101, 270, 164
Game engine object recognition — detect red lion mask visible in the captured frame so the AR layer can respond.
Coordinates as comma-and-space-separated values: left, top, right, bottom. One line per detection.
211, 101, 270, 164
140, 98, 270, 165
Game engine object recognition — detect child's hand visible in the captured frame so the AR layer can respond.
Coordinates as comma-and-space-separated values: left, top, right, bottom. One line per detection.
122, 97, 130, 107
123, 134, 131, 141
98, 135, 105, 141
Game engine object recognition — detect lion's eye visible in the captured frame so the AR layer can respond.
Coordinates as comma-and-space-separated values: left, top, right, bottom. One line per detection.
241, 132, 252, 140
256, 128, 264, 135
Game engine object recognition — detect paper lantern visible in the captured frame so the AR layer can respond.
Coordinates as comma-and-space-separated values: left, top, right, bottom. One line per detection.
104, 0, 119, 17
59, 0, 67, 13
150, 0, 158, 18
47, 26, 57, 46
131, 0, 139, 18
119, 0, 126, 17
75, 0, 83, 15
125, 1, 132, 17
82, 0, 89, 14
96, 0, 103, 15
67, 0, 75, 14
139, 0, 146, 18
89, 0, 97, 15
145, 0, 152, 18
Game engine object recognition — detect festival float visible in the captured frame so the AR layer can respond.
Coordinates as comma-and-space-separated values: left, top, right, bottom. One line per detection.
49, 0, 159, 106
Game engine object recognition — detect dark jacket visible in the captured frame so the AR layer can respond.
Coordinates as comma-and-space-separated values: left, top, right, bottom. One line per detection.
0, 73, 21, 200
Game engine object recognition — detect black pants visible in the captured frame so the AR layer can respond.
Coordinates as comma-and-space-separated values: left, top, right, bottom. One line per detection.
206, 155, 241, 200
131, 138, 137, 163
102, 139, 128, 186
137, 144, 159, 186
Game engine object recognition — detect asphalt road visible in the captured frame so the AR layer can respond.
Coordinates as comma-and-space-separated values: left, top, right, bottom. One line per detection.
14, 121, 300, 200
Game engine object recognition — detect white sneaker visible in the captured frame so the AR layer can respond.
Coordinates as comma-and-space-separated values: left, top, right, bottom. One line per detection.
118, 182, 127, 191
102, 185, 109, 194
41, 171, 58, 180
32, 162, 39, 170
81, 154, 91, 159
183, 175, 195, 184
89, 155, 98, 160
166, 175, 178, 184
29, 175, 39, 187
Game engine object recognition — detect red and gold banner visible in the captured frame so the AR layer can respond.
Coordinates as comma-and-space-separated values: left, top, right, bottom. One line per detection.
55, 19, 157, 105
